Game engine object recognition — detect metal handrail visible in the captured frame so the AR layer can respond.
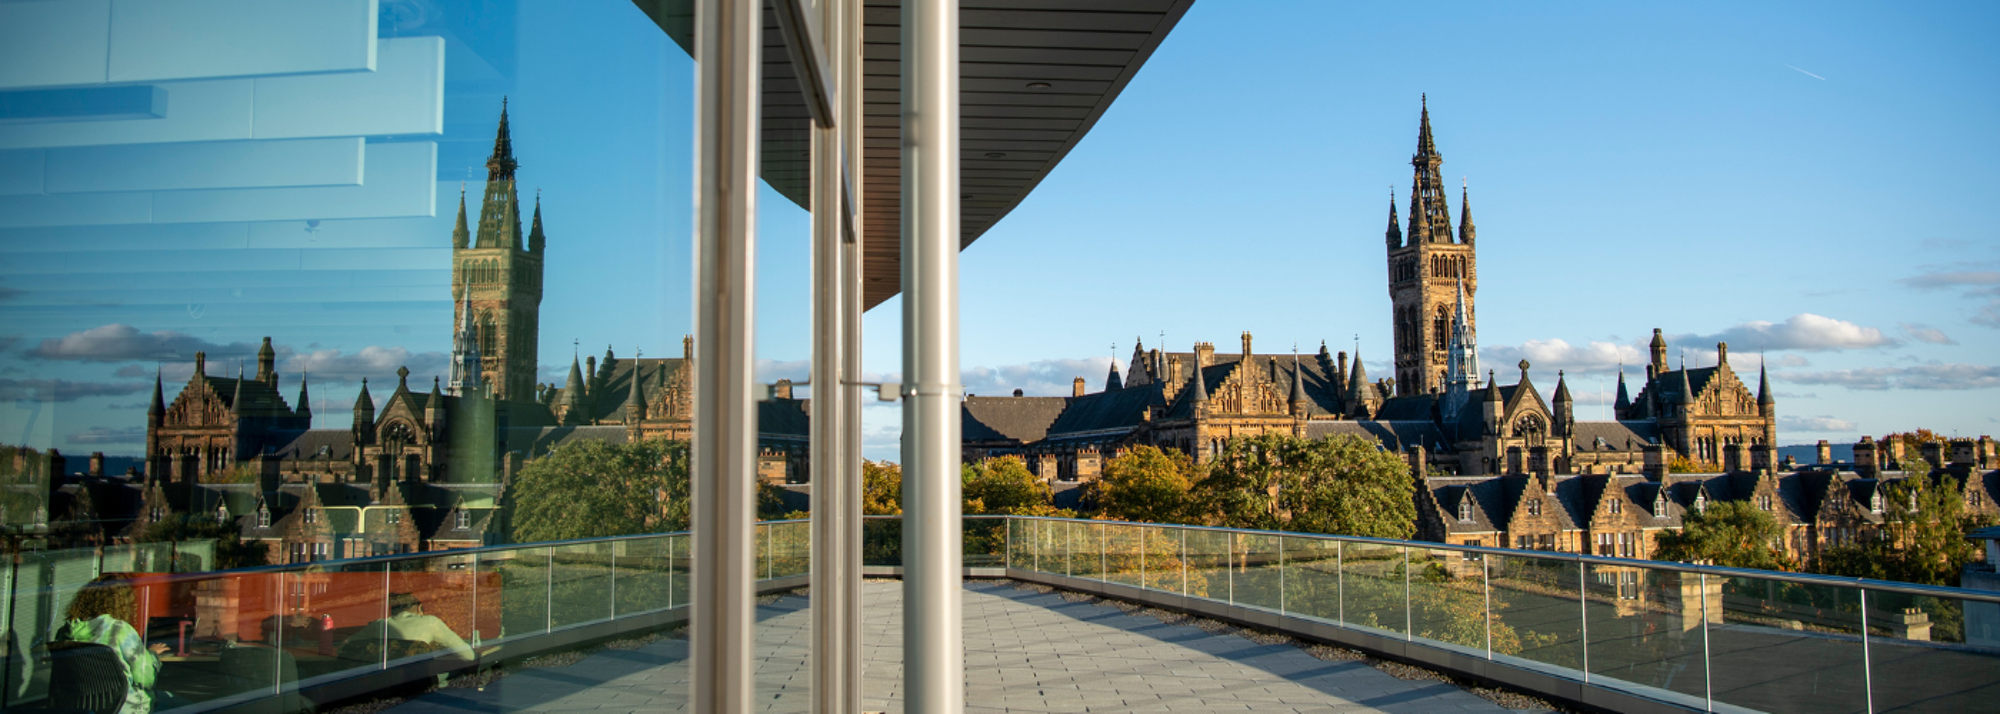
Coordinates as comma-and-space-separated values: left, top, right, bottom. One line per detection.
1001, 515, 2000, 604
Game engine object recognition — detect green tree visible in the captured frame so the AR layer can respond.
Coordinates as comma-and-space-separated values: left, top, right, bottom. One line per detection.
510, 437, 689, 542
1816, 476, 1989, 586
135, 514, 269, 570
1091, 445, 1198, 524
1654, 500, 1793, 571
1193, 433, 1416, 539
861, 460, 902, 515
961, 457, 1054, 515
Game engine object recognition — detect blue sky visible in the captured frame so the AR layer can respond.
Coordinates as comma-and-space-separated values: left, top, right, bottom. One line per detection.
4, 1, 1997, 461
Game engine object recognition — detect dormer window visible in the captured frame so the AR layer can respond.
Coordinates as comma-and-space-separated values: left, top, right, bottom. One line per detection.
456, 511, 471, 529
1458, 500, 1472, 522
1909, 493, 1919, 513
1694, 493, 1707, 514
1653, 493, 1666, 518
1871, 493, 1883, 514
258, 508, 271, 527
215, 505, 229, 523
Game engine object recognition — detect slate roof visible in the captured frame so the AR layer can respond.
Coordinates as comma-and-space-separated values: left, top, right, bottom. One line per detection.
268, 429, 358, 461
758, 398, 811, 440
1570, 422, 1660, 453
501, 425, 630, 456
562, 357, 688, 423
1305, 421, 1447, 452
1046, 384, 1165, 441
962, 396, 1069, 443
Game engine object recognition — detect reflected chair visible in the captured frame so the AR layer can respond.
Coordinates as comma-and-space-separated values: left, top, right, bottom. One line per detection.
43, 641, 128, 714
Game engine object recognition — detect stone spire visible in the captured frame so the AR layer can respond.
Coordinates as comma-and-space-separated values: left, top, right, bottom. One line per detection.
475, 99, 524, 250
559, 352, 587, 423
1553, 369, 1573, 433
1614, 365, 1631, 413
149, 367, 166, 421
230, 363, 246, 414
626, 362, 648, 421
1677, 356, 1695, 406
1189, 356, 1207, 404
1445, 280, 1478, 389
1346, 350, 1372, 406
1648, 328, 1668, 378
256, 337, 276, 385
529, 191, 546, 253
296, 370, 312, 420
1106, 358, 1123, 391
1483, 370, 1501, 402
451, 186, 470, 249
1757, 357, 1774, 407
1553, 369, 1571, 404
447, 273, 481, 396
352, 378, 375, 441
1407, 95, 1454, 245
1384, 189, 1403, 249
1289, 354, 1307, 413
1458, 178, 1476, 244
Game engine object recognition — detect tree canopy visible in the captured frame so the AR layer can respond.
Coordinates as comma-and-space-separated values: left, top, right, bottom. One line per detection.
509, 436, 689, 543
1092, 445, 1198, 524
1654, 500, 1792, 571
862, 460, 902, 515
962, 457, 1060, 515
1192, 433, 1416, 539
1815, 475, 1990, 586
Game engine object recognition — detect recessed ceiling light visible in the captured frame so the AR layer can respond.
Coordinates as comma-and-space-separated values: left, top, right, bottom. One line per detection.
1026, 82, 1052, 90
984, 152, 1006, 158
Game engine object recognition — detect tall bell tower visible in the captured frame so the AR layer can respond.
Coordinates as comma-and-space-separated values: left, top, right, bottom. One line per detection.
1387, 96, 1478, 397
451, 99, 545, 402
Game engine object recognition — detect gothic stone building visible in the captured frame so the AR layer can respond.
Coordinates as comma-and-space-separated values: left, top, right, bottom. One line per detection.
963, 100, 1777, 484
123, 105, 807, 563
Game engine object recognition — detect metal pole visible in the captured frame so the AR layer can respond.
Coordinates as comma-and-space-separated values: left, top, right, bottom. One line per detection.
1139, 526, 1146, 589
1404, 547, 1412, 640
835, 0, 867, 700
1699, 573, 1712, 712
1100, 524, 1106, 580
1278, 537, 1286, 615
610, 545, 618, 619
901, 0, 962, 709
692, 0, 762, 707
1337, 540, 1344, 625
1482, 555, 1492, 660
1180, 528, 1187, 595
546, 548, 554, 632
1578, 560, 1588, 683
1859, 587, 1873, 714
809, 42, 849, 711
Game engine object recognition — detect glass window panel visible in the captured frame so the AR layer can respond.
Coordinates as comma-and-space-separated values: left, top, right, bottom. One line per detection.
1281, 536, 1339, 623
1339, 542, 1406, 636
1232, 533, 1282, 611
1707, 576, 1865, 714
1409, 546, 1485, 654
1486, 554, 1583, 675
1581, 564, 1706, 707
1860, 588, 1992, 713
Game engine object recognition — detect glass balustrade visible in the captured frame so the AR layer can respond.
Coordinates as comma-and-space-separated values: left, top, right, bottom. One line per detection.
6, 516, 1997, 714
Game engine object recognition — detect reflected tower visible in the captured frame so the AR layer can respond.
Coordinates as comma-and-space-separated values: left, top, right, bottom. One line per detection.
451, 100, 545, 402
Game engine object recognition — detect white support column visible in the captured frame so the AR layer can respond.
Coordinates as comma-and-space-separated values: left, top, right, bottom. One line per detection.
808, 0, 858, 711
691, 0, 761, 710
901, 0, 962, 711
836, 0, 866, 707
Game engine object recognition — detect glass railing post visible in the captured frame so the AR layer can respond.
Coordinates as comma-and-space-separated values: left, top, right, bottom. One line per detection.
1335, 540, 1344, 624
1033, 520, 1040, 574
1065, 520, 1073, 578
1005, 518, 1013, 569
1699, 572, 1711, 711
1278, 536, 1286, 615
1482, 553, 1492, 660
1577, 560, 1588, 684
545, 547, 554, 633
1860, 587, 1874, 714
1100, 524, 1106, 581
382, 565, 393, 667
1403, 546, 1412, 641
610, 543, 619, 619
1180, 528, 1187, 595
1227, 532, 1235, 605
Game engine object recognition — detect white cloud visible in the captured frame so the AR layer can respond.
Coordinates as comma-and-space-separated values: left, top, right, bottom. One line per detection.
1674, 314, 1896, 352
962, 357, 1111, 398
1899, 322, 1956, 345
1781, 363, 2000, 391
1899, 270, 2000, 328
282, 347, 447, 386
1481, 339, 1642, 376
27, 324, 260, 362
1780, 415, 1858, 433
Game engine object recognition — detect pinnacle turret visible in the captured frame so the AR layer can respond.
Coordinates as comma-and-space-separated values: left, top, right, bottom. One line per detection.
1385, 190, 1403, 249
529, 191, 546, 253
1106, 358, 1123, 391
1289, 356, 1307, 411
487, 97, 517, 181
1459, 179, 1476, 244
475, 99, 525, 250
1614, 365, 1631, 412
451, 187, 470, 249
256, 337, 276, 385
626, 363, 648, 420
296, 371, 312, 420
231, 364, 245, 413
353, 378, 375, 428
1758, 358, 1774, 406
1678, 356, 1695, 405
1553, 370, 1571, 404
1407, 95, 1454, 245
1189, 357, 1208, 404
149, 368, 165, 420
1347, 350, 1371, 404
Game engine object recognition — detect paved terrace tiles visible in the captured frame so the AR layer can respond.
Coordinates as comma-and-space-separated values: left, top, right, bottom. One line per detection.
385, 581, 1520, 713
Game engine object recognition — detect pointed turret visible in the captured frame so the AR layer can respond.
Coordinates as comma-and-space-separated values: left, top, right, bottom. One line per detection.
1347, 350, 1370, 401
1289, 356, 1307, 414
1553, 370, 1574, 436
1106, 358, 1123, 391
1677, 357, 1695, 406
626, 363, 648, 422
1483, 371, 1501, 403
559, 353, 587, 424
295, 371, 312, 420
256, 337, 276, 385
475, 99, 524, 250
1649, 328, 1668, 377
1407, 95, 1454, 244
451, 187, 470, 249
529, 192, 546, 253
230, 364, 246, 413
1757, 358, 1774, 407
1614, 365, 1631, 413
1189, 356, 1208, 405
1458, 179, 1476, 244
1553, 370, 1571, 404
488, 97, 517, 181
1385, 190, 1403, 249
352, 378, 376, 443
149, 368, 165, 420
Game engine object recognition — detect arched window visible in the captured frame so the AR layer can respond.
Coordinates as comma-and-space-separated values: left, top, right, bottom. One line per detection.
1433, 305, 1450, 347
478, 313, 498, 354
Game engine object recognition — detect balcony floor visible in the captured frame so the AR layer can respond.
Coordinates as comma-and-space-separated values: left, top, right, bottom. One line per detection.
384, 580, 1516, 713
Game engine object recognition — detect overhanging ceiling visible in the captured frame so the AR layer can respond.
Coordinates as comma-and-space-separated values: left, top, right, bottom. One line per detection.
631, 0, 1195, 309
